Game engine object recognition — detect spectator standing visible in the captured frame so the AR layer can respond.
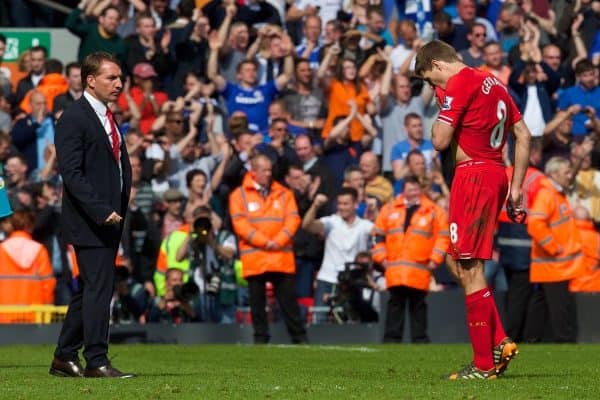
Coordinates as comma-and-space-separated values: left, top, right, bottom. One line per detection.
372, 175, 449, 343
53, 63, 83, 117
11, 91, 54, 172
0, 210, 55, 322
458, 23, 487, 68
66, 3, 127, 64
569, 206, 600, 292
379, 74, 433, 173
124, 12, 171, 77
302, 188, 373, 322
527, 157, 585, 342
208, 31, 294, 135
360, 151, 393, 204
15, 45, 46, 105
557, 60, 600, 137
452, 0, 498, 42
229, 154, 307, 344
19, 59, 67, 115
391, 113, 437, 183
479, 41, 511, 86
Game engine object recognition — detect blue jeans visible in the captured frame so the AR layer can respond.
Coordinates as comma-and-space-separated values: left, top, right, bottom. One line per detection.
484, 259, 508, 291
313, 280, 337, 324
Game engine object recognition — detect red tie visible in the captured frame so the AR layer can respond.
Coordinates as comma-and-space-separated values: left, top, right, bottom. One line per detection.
106, 108, 120, 161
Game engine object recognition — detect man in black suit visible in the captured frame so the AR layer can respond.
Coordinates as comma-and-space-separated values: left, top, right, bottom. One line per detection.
50, 52, 134, 379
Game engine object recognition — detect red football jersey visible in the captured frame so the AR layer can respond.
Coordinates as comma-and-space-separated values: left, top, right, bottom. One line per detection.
434, 67, 521, 164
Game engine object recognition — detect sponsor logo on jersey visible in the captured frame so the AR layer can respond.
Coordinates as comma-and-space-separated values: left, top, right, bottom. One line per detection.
442, 96, 453, 110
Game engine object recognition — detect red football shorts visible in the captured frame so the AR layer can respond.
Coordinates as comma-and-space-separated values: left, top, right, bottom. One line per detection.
449, 160, 508, 260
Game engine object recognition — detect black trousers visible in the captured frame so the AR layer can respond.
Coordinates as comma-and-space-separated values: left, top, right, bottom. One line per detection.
384, 286, 429, 343
54, 246, 117, 368
523, 281, 577, 343
504, 269, 533, 342
247, 272, 307, 344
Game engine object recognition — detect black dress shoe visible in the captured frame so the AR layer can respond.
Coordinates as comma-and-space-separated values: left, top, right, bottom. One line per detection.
84, 364, 136, 378
49, 357, 84, 377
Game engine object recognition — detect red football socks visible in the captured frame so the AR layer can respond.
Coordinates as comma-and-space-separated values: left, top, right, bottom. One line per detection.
489, 288, 508, 346
465, 288, 495, 371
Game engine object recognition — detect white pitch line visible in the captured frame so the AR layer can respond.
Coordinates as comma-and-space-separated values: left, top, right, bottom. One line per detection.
271, 344, 380, 353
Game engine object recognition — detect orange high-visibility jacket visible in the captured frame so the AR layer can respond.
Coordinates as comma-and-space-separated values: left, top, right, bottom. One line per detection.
527, 179, 585, 283
0, 231, 55, 322
19, 73, 69, 114
569, 219, 600, 292
229, 173, 300, 278
371, 195, 450, 291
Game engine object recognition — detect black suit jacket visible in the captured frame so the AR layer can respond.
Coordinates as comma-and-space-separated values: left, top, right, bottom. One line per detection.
55, 95, 132, 248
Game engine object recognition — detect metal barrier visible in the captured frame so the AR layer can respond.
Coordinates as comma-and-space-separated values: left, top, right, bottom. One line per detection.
0, 305, 68, 324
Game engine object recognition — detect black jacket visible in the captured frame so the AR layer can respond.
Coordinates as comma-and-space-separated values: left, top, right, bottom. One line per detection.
55, 95, 132, 247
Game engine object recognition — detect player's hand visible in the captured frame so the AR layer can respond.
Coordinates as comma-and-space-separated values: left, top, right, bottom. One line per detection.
507, 188, 526, 224
104, 211, 123, 225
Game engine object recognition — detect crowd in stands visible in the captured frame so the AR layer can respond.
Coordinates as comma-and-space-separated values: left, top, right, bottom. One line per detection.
0, 0, 599, 341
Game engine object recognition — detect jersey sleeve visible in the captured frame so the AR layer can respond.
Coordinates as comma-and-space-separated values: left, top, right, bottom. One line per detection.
436, 77, 471, 128
507, 93, 522, 126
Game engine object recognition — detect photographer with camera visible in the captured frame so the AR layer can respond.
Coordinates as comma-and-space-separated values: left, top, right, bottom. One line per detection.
302, 187, 374, 323
175, 205, 238, 323
371, 175, 450, 343
111, 265, 150, 324
328, 251, 383, 324
148, 268, 198, 323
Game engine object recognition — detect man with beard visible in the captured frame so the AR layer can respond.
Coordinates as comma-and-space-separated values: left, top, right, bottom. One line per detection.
66, 4, 127, 64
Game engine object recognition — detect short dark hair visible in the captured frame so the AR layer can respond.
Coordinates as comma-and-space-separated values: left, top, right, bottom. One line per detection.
295, 58, 310, 68
270, 117, 287, 127
65, 62, 81, 77
185, 168, 208, 189
406, 149, 425, 164
404, 112, 421, 125
29, 45, 47, 57
135, 12, 154, 26
44, 58, 63, 74
574, 59, 595, 76
337, 186, 358, 201
81, 51, 121, 89
99, 5, 120, 17
0, 34, 6, 45
344, 165, 363, 181
366, 5, 384, 19
433, 11, 452, 25
236, 58, 258, 73
403, 174, 421, 186
177, 0, 196, 18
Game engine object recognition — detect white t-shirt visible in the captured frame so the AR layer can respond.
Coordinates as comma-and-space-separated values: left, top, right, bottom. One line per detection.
523, 85, 545, 137
316, 214, 374, 284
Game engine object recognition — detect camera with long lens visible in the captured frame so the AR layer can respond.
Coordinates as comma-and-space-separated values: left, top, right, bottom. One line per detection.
172, 281, 200, 303
193, 216, 212, 237
326, 261, 378, 323
206, 274, 221, 297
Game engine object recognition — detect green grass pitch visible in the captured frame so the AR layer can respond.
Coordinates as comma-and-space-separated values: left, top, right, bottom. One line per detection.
1, 344, 599, 399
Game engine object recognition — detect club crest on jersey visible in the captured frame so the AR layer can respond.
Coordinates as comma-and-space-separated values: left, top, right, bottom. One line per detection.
442, 96, 453, 110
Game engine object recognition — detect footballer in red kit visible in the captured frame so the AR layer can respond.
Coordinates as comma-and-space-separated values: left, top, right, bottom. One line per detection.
415, 40, 531, 380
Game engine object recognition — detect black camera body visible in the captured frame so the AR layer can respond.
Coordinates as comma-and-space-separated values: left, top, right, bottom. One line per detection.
172, 281, 200, 303
193, 216, 212, 237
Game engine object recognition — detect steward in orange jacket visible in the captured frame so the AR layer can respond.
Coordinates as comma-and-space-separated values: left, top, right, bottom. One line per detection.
569, 207, 600, 292
526, 156, 584, 342
229, 154, 306, 344
497, 165, 546, 341
371, 176, 449, 343
0, 213, 56, 322
230, 170, 300, 279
